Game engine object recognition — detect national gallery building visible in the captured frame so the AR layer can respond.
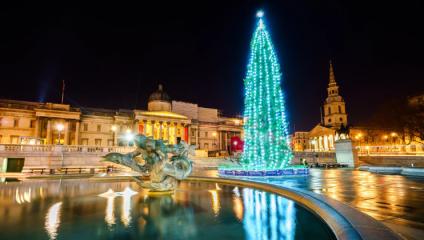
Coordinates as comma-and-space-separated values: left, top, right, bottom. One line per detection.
0, 85, 243, 154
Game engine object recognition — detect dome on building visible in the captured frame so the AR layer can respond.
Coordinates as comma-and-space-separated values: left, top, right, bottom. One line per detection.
148, 85, 171, 103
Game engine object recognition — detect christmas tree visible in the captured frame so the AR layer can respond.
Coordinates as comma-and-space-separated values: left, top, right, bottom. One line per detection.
242, 12, 292, 169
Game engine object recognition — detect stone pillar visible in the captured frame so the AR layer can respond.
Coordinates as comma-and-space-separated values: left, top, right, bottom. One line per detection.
75, 120, 80, 145
151, 120, 155, 139
335, 139, 359, 167
134, 120, 139, 134
181, 124, 185, 142
64, 120, 69, 145
35, 117, 40, 138
174, 122, 178, 144
159, 121, 163, 140
167, 122, 171, 142
46, 118, 52, 144
143, 120, 147, 135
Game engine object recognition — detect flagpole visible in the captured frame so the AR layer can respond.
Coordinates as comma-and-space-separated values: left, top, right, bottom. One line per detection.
61, 80, 65, 104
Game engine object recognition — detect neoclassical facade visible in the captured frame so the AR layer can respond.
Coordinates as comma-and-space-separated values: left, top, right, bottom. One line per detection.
0, 85, 243, 154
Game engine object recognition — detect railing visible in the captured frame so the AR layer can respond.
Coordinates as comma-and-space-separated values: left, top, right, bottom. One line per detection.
0, 144, 130, 153
292, 151, 336, 157
358, 151, 424, 157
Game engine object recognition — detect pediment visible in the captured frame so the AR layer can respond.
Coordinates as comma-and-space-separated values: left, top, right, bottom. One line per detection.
309, 125, 334, 135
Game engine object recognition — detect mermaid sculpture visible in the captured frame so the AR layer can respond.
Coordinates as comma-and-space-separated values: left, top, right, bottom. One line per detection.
101, 134, 198, 192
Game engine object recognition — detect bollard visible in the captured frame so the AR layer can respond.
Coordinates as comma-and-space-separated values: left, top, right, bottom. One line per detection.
49, 169, 55, 175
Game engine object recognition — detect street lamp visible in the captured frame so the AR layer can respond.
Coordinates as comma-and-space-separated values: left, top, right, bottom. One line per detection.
57, 125, 63, 145
233, 141, 238, 156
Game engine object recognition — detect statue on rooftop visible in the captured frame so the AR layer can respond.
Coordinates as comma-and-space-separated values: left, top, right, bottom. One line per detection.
101, 134, 198, 192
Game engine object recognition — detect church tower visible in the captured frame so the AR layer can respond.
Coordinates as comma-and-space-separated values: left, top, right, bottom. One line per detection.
323, 60, 348, 129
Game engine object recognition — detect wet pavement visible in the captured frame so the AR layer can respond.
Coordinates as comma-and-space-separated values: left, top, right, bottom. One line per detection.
192, 169, 424, 240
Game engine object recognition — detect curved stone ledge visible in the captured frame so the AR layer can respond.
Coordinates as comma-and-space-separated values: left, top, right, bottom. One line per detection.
185, 176, 403, 240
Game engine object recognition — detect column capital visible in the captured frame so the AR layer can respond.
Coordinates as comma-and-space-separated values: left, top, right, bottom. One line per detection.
159, 121, 163, 124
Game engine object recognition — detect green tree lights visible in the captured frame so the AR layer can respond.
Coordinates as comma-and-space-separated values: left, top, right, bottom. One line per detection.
241, 14, 292, 169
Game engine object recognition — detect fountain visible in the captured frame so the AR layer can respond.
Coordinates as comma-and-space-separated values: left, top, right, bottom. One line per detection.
101, 134, 197, 194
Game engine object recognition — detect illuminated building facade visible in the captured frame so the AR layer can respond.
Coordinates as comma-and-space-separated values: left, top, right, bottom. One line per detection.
0, 85, 242, 153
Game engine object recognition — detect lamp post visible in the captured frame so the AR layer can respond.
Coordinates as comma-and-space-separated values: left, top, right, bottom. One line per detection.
112, 126, 116, 146
57, 124, 64, 145
234, 141, 238, 156
391, 133, 396, 152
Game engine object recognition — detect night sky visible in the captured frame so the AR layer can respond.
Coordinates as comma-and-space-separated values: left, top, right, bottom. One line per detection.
1, 1, 423, 132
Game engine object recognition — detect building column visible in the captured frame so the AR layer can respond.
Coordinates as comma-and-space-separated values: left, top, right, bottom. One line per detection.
174, 122, 178, 144
143, 120, 147, 136
219, 132, 222, 150
224, 132, 228, 152
46, 118, 52, 144
196, 128, 199, 146
113, 123, 117, 146
75, 120, 80, 145
159, 121, 163, 140
188, 125, 191, 144
64, 120, 69, 145
181, 124, 185, 142
134, 119, 139, 134
35, 117, 40, 138
150, 120, 155, 139
167, 122, 171, 142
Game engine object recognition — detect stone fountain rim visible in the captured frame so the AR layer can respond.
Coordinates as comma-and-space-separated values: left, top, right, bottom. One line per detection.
184, 176, 404, 240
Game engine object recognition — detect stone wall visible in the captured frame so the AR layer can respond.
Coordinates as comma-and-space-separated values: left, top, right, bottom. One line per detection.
291, 152, 337, 165
359, 156, 424, 166
172, 101, 198, 119
198, 107, 218, 122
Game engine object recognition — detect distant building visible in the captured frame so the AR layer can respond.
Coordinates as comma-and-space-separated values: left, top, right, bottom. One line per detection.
292, 132, 309, 151
0, 85, 243, 154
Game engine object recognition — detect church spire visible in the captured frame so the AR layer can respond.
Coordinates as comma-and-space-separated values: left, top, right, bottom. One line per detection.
329, 60, 336, 84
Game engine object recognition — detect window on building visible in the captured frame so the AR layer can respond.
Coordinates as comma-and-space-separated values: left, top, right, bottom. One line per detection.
204, 143, 209, 149
95, 139, 102, 146
212, 143, 216, 150
328, 107, 331, 115
81, 139, 88, 146
83, 124, 88, 131
338, 106, 341, 113
30, 120, 36, 128
0, 118, 2, 126
304, 140, 306, 143
97, 124, 101, 132
339, 118, 343, 121
108, 140, 113, 146
14, 119, 19, 128
71, 123, 76, 131
120, 126, 124, 133
44, 122, 47, 129
205, 132, 208, 138
0, 135, 2, 143
332, 90, 334, 94
192, 130, 195, 137
328, 119, 332, 122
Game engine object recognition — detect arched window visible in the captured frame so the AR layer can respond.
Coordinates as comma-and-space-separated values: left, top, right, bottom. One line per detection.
328, 107, 331, 115
332, 90, 334, 94
338, 106, 341, 113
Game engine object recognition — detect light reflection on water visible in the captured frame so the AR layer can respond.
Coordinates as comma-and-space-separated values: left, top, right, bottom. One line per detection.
0, 179, 334, 240
45, 202, 62, 240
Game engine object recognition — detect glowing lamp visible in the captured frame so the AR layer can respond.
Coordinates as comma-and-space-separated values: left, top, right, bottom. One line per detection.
112, 126, 116, 131
126, 129, 131, 134
57, 125, 63, 131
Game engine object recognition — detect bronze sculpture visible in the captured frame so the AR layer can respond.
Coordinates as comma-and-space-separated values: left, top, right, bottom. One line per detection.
101, 134, 198, 192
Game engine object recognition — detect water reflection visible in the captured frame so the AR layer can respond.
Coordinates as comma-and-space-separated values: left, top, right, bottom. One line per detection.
242, 188, 296, 240
45, 202, 62, 240
98, 187, 138, 228
140, 194, 196, 238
